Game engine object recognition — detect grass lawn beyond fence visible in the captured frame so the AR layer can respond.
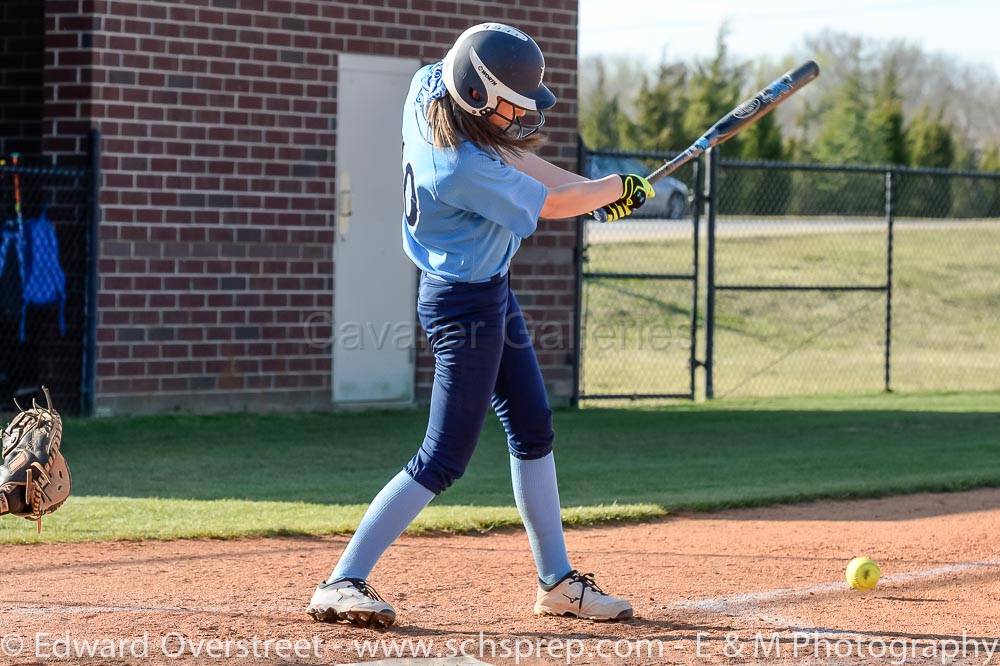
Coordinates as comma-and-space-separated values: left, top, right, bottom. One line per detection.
582, 223, 1000, 397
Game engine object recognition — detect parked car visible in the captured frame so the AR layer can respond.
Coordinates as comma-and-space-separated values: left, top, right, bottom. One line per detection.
586, 155, 689, 219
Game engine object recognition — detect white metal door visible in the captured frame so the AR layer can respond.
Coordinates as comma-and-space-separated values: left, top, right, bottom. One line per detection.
333, 54, 420, 404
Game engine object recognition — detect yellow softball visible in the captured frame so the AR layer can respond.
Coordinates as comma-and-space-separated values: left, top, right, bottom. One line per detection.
846, 556, 881, 591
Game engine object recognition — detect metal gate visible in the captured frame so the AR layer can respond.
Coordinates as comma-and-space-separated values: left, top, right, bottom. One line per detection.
573, 145, 702, 401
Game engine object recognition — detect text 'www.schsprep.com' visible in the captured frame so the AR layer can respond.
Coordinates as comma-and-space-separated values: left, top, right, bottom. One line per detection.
1, 631, 664, 663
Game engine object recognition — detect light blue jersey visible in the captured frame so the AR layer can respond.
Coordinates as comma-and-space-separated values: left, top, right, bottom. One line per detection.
401, 64, 548, 283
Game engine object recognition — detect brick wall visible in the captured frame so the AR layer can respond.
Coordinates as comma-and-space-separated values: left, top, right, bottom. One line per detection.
44, 0, 579, 414
1, 0, 45, 157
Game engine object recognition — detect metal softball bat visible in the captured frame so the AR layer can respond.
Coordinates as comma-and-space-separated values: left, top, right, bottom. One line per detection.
592, 60, 820, 222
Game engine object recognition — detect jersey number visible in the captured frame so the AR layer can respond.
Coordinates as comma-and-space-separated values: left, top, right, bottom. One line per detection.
402, 139, 419, 228
403, 163, 419, 227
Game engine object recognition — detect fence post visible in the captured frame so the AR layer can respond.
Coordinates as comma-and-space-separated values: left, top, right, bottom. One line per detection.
883, 169, 895, 393
82, 128, 101, 416
688, 156, 703, 399
704, 147, 719, 399
571, 135, 586, 407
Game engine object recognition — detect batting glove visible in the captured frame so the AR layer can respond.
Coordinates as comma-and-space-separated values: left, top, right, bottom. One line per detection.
619, 173, 656, 210
595, 174, 656, 222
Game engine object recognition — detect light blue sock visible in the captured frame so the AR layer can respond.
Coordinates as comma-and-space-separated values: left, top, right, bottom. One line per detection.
510, 452, 573, 587
330, 470, 435, 582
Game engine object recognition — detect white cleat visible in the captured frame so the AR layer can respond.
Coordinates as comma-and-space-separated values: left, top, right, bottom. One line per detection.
307, 578, 396, 628
534, 570, 633, 621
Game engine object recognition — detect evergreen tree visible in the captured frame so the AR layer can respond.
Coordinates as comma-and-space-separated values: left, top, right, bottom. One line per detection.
906, 106, 955, 168
804, 73, 883, 214
980, 144, 1000, 172
870, 64, 908, 165
785, 98, 821, 164
628, 61, 688, 152
901, 106, 956, 216
682, 27, 744, 153
810, 72, 878, 166
579, 59, 626, 150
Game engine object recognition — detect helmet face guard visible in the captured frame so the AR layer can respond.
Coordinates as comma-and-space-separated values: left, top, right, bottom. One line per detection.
442, 23, 556, 137
491, 102, 546, 139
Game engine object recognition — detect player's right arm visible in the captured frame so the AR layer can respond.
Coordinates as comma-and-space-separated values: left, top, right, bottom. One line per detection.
505, 151, 654, 221
505, 151, 587, 188
540, 173, 655, 221
505, 152, 621, 220
539, 176, 623, 220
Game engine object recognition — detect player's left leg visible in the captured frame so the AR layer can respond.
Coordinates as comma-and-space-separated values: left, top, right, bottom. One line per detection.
492, 288, 632, 621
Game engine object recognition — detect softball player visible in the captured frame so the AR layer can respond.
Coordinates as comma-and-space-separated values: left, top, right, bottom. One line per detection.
308, 23, 653, 628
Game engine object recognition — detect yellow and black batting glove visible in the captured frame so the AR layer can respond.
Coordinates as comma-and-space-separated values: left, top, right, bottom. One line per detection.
618, 173, 656, 210
596, 174, 655, 222
598, 198, 633, 222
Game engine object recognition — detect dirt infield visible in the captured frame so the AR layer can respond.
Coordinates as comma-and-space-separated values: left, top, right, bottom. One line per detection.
3, 488, 999, 665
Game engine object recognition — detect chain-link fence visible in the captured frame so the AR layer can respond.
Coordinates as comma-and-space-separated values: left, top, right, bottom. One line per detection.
888, 168, 1000, 393
575, 144, 1000, 400
0, 147, 96, 414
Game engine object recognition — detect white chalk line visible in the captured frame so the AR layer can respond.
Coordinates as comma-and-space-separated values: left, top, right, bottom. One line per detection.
667, 558, 1000, 638
671, 558, 1000, 613
2, 602, 301, 616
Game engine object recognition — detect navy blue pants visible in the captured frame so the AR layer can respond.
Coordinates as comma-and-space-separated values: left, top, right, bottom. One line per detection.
405, 272, 554, 494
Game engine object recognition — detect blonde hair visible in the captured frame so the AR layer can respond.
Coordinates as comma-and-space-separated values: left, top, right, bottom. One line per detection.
426, 95, 543, 160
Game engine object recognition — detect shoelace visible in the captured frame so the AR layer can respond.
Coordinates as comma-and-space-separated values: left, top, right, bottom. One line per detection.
570, 572, 608, 597
341, 579, 387, 602
560, 571, 609, 610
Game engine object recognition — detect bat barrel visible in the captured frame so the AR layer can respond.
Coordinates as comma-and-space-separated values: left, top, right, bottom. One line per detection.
787, 60, 820, 84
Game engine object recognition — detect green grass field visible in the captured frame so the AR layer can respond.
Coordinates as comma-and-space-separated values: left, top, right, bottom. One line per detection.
2, 392, 998, 544
581, 223, 1000, 397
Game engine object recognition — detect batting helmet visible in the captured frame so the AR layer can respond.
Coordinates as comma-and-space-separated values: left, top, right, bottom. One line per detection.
442, 23, 556, 138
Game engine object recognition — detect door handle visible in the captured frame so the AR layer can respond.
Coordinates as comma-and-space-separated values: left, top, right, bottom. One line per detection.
338, 171, 352, 241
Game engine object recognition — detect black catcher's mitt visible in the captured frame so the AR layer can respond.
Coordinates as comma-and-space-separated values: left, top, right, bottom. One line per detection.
0, 387, 71, 530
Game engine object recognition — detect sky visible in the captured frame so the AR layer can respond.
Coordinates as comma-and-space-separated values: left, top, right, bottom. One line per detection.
578, 0, 1000, 76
